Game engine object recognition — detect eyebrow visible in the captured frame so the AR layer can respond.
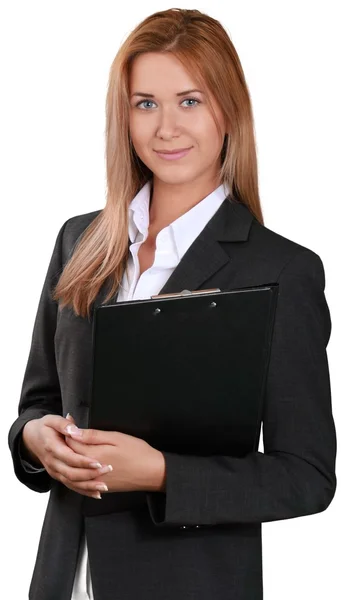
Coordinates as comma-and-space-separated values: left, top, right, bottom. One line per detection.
130, 89, 205, 98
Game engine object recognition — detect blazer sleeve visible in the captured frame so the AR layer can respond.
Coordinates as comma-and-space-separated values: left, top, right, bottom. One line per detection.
146, 249, 337, 527
18, 436, 46, 473
8, 219, 69, 493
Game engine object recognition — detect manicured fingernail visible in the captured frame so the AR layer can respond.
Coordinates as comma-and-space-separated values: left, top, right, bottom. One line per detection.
65, 425, 83, 436
95, 483, 108, 492
98, 465, 112, 474
66, 413, 72, 419
89, 462, 102, 469
93, 492, 102, 499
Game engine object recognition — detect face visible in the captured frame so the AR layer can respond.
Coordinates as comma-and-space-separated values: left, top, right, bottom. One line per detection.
128, 52, 227, 187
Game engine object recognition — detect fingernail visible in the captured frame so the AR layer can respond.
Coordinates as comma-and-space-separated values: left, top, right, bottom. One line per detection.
93, 492, 102, 500
89, 462, 102, 469
65, 424, 83, 436
99, 465, 112, 474
95, 483, 108, 492
66, 413, 72, 419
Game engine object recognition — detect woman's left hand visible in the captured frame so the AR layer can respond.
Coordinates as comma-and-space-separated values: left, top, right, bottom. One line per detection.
64, 426, 166, 493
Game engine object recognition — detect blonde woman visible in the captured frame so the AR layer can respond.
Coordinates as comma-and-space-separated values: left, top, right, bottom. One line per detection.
8, 8, 336, 600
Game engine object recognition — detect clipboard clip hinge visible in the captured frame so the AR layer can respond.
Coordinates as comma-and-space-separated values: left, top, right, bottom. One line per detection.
151, 288, 221, 300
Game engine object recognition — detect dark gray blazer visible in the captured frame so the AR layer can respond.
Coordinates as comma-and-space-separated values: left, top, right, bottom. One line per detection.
8, 195, 337, 600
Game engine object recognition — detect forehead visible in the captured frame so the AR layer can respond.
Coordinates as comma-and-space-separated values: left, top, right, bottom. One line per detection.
129, 52, 200, 93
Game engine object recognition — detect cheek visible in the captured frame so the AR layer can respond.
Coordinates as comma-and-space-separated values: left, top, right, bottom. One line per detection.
129, 114, 150, 144
130, 129, 151, 163
196, 125, 225, 159
197, 119, 221, 141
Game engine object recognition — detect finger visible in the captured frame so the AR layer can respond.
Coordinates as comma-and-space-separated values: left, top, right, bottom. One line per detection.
67, 427, 119, 445
42, 413, 86, 440
64, 436, 106, 461
49, 456, 112, 482
64, 435, 108, 455
62, 481, 102, 500
64, 437, 114, 470
45, 433, 106, 470
59, 473, 108, 494
45, 464, 105, 498
65, 413, 75, 423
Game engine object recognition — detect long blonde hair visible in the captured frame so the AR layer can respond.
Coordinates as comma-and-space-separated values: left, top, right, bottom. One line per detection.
53, 8, 263, 319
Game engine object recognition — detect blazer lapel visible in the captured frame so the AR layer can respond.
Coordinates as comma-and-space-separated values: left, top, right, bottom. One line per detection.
158, 196, 254, 295
99, 195, 254, 306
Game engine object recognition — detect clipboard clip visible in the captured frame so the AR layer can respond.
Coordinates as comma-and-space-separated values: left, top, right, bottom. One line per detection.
151, 288, 221, 300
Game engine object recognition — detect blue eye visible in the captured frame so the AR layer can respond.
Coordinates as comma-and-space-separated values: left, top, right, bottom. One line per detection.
182, 98, 200, 108
136, 100, 155, 109
135, 98, 201, 110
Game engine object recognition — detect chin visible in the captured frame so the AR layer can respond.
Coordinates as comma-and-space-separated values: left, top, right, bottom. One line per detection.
156, 173, 197, 186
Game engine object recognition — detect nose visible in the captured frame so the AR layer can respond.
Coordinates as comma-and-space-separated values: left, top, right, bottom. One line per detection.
156, 106, 180, 139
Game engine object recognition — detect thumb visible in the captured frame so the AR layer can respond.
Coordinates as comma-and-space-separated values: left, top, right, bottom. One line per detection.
64, 412, 83, 437
42, 414, 83, 438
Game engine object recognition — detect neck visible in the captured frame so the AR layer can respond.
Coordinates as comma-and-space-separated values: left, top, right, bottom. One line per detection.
149, 174, 222, 233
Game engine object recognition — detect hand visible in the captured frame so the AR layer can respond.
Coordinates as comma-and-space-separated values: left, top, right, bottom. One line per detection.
65, 427, 166, 493
21, 414, 113, 499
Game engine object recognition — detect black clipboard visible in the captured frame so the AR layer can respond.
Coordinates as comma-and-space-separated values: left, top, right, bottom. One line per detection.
88, 284, 279, 457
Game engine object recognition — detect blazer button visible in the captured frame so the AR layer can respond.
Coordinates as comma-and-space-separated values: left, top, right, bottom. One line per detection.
180, 525, 187, 529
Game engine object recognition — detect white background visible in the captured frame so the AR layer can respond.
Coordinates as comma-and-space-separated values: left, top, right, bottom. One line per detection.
1, 1, 340, 598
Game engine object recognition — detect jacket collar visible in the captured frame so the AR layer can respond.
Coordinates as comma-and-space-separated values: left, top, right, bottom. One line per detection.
157, 195, 254, 295
98, 195, 254, 307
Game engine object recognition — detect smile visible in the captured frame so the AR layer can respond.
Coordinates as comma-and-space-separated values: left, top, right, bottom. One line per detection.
154, 148, 192, 161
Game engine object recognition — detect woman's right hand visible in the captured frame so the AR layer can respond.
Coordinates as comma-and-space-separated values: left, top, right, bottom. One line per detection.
21, 414, 112, 499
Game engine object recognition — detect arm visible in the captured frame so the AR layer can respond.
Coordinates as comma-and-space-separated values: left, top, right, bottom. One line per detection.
146, 249, 337, 526
18, 433, 45, 472
8, 220, 69, 493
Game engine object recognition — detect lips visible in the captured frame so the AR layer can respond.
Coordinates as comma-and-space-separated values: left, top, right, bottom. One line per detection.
154, 147, 193, 161
154, 147, 192, 154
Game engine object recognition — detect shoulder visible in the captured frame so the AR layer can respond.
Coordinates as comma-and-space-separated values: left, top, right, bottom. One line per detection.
63, 208, 102, 240
249, 217, 325, 283
247, 218, 330, 342
58, 209, 102, 261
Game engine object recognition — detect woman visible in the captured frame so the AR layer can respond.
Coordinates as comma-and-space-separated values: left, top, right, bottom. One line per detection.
8, 8, 336, 600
